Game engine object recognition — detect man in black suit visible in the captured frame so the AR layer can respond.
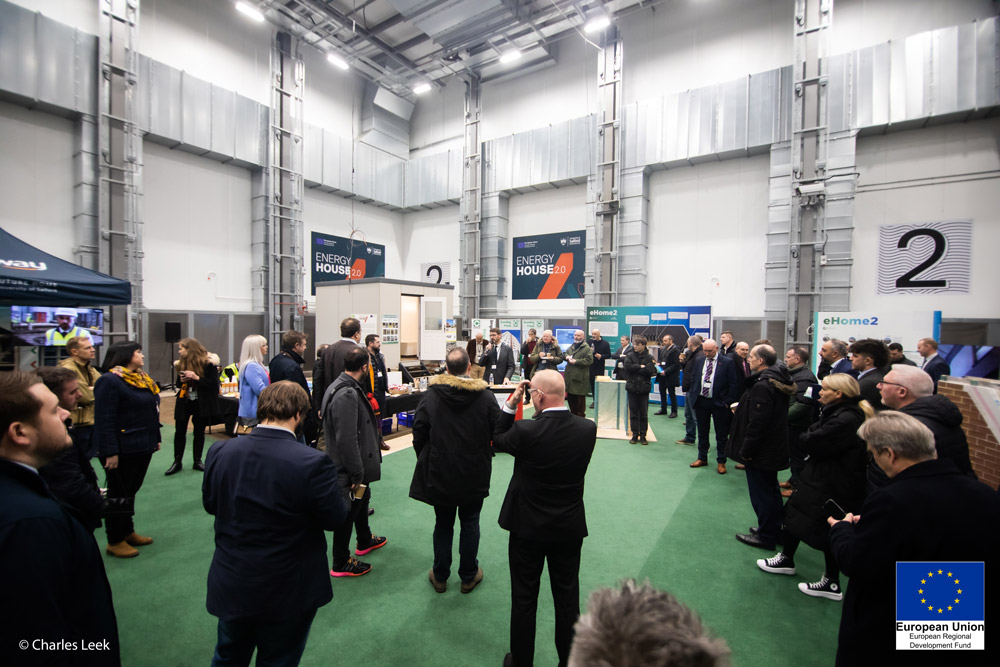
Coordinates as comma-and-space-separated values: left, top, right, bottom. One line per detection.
317, 317, 363, 400
1, 371, 120, 667
494, 370, 597, 667
588, 328, 611, 409
828, 411, 1000, 667
719, 331, 736, 357
733, 341, 752, 380
917, 337, 950, 393
848, 338, 888, 410
654, 334, 680, 417
480, 328, 516, 385
689, 339, 740, 474
820, 339, 857, 378
611, 335, 632, 380
204, 381, 349, 665
887, 342, 917, 366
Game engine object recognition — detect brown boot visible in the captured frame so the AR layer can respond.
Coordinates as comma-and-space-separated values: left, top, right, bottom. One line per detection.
106, 541, 140, 558
125, 532, 153, 546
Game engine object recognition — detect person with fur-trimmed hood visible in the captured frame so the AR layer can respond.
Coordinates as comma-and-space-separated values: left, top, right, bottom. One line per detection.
409, 346, 502, 594
728, 344, 797, 552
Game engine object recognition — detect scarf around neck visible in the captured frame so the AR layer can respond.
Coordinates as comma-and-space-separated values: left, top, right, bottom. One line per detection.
110, 366, 160, 394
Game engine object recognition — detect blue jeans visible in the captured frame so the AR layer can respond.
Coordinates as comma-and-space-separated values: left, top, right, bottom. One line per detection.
433, 499, 483, 583
683, 391, 696, 441
212, 608, 316, 667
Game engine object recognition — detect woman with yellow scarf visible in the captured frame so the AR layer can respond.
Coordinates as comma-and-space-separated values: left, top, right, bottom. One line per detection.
95, 341, 162, 558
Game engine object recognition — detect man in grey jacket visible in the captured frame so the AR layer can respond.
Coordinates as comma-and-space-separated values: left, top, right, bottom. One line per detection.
323, 346, 387, 577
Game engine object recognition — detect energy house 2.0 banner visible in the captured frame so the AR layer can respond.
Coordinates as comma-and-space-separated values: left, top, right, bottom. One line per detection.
512, 230, 586, 300
311, 232, 385, 294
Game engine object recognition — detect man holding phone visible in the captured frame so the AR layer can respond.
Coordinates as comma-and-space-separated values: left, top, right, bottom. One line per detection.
323, 347, 388, 577
494, 371, 597, 667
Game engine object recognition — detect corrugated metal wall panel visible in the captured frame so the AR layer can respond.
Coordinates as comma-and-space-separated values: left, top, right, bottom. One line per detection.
36, 16, 77, 111
234, 94, 265, 166
149, 60, 182, 141
719, 77, 748, 153
210, 85, 236, 160
374, 150, 404, 207
976, 19, 999, 107
0, 3, 36, 102
181, 73, 211, 150
303, 123, 323, 185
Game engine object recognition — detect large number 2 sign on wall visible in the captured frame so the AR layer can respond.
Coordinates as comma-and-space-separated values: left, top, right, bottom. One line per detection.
877, 221, 972, 294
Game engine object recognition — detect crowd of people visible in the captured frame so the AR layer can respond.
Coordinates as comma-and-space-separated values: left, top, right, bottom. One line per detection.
2, 322, 998, 666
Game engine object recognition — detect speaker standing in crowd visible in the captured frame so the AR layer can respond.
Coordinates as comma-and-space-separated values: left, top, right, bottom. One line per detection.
95, 342, 161, 559
166, 338, 220, 475
624, 336, 657, 446
480, 328, 516, 385
0, 371, 121, 667
58, 336, 101, 458
237, 335, 270, 430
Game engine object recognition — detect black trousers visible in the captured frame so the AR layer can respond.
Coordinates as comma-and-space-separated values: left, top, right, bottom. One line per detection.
626, 391, 649, 438
745, 467, 782, 544
658, 378, 677, 412
782, 534, 840, 581
508, 532, 583, 667
173, 397, 207, 464
332, 486, 373, 567
566, 394, 587, 418
694, 400, 732, 463
102, 451, 153, 544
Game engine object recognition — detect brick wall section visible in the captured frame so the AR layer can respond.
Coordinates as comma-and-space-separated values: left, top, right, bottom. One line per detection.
939, 379, 1000, 491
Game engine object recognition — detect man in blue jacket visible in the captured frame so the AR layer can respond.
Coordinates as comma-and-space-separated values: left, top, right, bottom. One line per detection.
204, 381, 349, 665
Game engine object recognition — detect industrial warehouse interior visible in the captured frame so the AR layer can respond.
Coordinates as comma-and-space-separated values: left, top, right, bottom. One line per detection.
1, 0, 998, 666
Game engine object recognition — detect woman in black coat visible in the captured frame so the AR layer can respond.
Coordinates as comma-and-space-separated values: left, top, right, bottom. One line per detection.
755, 373, 873, 600
165, 337, 219, 475
623, 336, 657, 445
95, 341, 162, 558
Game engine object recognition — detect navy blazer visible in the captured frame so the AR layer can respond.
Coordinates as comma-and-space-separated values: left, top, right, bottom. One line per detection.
93, 373, 161, 458
921, 355, 951, 391
829, 357, 858, 378
589, 339, 612, 380
479, 343, 516, 384
492, 409, 596, 542
203, 427, 349, 622
0, 460, 120, 666
690, 354, 741, 407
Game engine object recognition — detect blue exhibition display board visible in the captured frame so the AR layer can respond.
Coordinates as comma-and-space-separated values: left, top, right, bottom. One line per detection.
586, 305, 712, 403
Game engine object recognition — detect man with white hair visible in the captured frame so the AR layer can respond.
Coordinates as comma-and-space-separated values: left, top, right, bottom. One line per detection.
828, 411, 1000, 667
530, 330, 564, 374
879, 364, 973, 476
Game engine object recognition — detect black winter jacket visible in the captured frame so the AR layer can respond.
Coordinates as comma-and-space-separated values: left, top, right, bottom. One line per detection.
787, 364, 820, 431
726, 365, 796, 470
899, 394, 975, 477
409, 374, 502, 506
269, 349, 310, 397
623, 350, 657, 394
680, 347, 704, 393
783, 398, 868, 549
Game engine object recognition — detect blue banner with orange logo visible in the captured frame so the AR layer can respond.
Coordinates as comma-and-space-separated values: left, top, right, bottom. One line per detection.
512, 230, 586, 300
310, 232, 385, 294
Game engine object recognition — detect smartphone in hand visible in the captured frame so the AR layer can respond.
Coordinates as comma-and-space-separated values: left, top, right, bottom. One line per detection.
823, 498, 847, 521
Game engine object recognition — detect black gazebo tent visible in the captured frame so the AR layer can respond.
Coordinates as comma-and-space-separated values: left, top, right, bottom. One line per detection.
0, 227, 131, 306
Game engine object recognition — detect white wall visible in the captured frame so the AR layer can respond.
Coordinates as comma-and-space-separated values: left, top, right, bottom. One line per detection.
0, 101, 75, 262
398, 206, 461, 301
647, 155, 770, 317
142, 142, 253, 311
302, 189, 404, 302
505, 185, 589, 317
851, 118, 1000, 319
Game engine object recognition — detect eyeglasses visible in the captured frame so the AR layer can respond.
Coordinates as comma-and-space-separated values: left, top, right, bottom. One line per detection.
528, 388, 544, 396
877, 380, 905, 388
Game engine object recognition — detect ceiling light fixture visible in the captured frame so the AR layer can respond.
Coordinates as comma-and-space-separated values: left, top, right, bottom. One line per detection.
327, 53, 349, 70
413, 83, 432, 95
499, 50, 522, 64
235, 2, 265, 23
584, 15, 611, 33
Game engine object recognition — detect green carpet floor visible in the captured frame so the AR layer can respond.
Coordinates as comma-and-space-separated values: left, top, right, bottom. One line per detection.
98, 408, 842, 666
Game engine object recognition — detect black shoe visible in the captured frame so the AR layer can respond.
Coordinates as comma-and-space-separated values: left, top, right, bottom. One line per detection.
193, 460, 205, 472
367, 507, 375, 516
654, 410, 668, 415
668, 412, 678, 418
629, 437, 638, 444
756, 552, 796, 575
588, 402, 594, 409
735, 533, 776, 550
640, 436, 648, 446
798, 575, 843, 601
164, 461, 182, 476
503, 653, 514, 667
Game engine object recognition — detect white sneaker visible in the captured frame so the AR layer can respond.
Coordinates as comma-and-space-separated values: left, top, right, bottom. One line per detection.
756, 552, 796, 575
798, 575, 843, 601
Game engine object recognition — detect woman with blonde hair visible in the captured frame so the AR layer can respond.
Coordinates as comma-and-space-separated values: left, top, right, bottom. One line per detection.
165, 337, 220, 475
756, 373, 873, 601
237, 334, 270, 428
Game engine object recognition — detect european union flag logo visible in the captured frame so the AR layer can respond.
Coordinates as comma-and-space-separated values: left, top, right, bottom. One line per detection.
896, 562, 985, 621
